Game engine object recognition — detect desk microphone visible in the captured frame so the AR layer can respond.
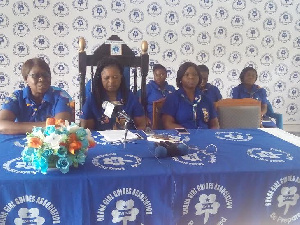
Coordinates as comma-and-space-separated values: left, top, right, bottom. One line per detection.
154, 141, 188, 158
102, 101, 131, 121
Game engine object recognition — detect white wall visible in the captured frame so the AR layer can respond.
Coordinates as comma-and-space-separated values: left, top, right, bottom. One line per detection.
0, 0, 299, 124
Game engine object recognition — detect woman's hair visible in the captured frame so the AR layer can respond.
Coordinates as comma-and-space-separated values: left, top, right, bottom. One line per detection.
21, 58, 50, 80
92, 56, 128, 111
176, 62, 202, 88
197, 64, 209, 74
239, 67, 257, 83
153, 64, 167, 73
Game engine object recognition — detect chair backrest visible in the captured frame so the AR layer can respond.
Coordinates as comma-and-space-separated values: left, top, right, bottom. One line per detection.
214, 98, 261, 129
152, 98, 166, 130
78, 35, 149, 113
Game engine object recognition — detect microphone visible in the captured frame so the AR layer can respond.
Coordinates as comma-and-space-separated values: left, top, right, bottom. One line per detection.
154, 141, 188, 158
102, 101, 123, 118
102, 101, 131, 121
155, 146, 168, 158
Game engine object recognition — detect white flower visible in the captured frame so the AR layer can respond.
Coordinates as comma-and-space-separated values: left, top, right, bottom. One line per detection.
67, 122, 81, 133
85, 128, 95, 143
30, 130, 45, 141
44, 133, 63, 150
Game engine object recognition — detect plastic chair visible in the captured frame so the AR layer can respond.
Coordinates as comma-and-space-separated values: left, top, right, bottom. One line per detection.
214, 98, 261, 129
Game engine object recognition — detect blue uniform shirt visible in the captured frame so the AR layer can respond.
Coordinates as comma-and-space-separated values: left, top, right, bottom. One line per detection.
161, 87, 217, 129
200, 83, 222, 103
143, 80, 175, 121
232, 84, 267, 104
232, 84, 276, 128
81, 90, 145, 130
1, 86, 72, 122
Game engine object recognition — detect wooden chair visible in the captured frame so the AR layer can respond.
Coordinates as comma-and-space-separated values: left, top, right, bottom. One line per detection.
214, 98, 261, 129
152, 98, 166, 130
78, 35, 149, 113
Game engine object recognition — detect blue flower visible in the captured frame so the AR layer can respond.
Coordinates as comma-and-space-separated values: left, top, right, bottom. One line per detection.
76, 151, 86, 164
80, 139, 89, 149
43, 125, 56, 136
76, 128, 87, 141
42, 149, 54, 158
21, 147, 36, 162
33, 156, 48, 174
32, 127, 43, 133
56, 157, 70, 174
57, 146, 68, 157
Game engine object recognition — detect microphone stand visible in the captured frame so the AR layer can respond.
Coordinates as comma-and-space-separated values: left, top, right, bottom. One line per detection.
123, 120, 129, 148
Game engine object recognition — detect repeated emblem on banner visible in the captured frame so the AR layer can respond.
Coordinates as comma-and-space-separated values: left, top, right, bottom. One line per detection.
0, 0, 299, 123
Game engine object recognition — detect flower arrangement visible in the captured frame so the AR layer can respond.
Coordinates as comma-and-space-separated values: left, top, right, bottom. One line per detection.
22, 118, 96, 174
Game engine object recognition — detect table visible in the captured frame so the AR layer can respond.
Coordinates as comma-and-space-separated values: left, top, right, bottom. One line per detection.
0, 128, 300, 225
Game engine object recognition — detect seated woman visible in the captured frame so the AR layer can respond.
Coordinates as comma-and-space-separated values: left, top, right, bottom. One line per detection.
80, 56, 146, 130
198, 64, 222, 103
232, 67, 276, 128
0, 58, 72, 134
161, 62, 219, 129
139, 63, 175, 125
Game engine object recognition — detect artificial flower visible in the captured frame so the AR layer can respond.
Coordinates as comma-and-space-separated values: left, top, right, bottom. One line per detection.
28, 137, 42, 148
22, 118, 96, 174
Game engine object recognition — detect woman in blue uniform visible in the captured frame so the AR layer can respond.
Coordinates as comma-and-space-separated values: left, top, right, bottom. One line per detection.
232, 67, 268, 116
161, 62, 219, 129
198, 64, 222, 103
143, 64, 175, 124
0, 58, 72, 134
80, 57, 146, 130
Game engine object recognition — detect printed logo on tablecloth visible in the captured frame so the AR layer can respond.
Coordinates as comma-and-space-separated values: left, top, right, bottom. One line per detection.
215, 131, 253, 142
92, 153, 141, 170
247, 148, 293, 163
172, 144, 217, 166
265, 175, 300, 224
179, 182, 232, 224
96, 188, 152, 224
3, 157, 38, 174
0, 195, 60, 224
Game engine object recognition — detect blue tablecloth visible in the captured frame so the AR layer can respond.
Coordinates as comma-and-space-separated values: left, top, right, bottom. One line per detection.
0, 129, 300, 225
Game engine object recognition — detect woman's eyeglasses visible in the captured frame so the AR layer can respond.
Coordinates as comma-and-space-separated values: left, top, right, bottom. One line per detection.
28, 73, 51, 80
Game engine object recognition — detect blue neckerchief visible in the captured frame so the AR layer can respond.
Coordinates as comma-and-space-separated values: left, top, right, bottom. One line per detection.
150, 80, 170, 97
179, 88, 202, 127
23, 87, 53, 122
241, 84, 260, 99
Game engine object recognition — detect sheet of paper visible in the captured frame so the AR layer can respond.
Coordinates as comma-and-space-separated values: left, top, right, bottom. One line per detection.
98, 130, 140, 142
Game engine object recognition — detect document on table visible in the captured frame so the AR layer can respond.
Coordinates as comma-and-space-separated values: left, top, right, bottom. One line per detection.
98, 130, 141, 142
